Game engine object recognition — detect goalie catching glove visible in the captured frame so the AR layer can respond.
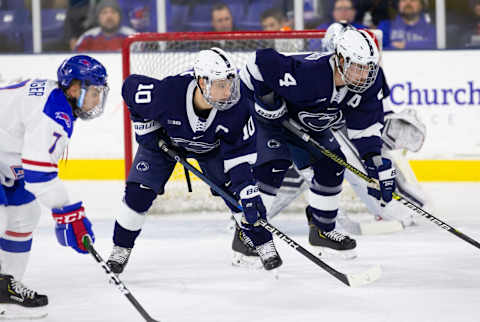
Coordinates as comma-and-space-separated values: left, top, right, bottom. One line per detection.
52, 201, 94, 254
364, 155, 396, 207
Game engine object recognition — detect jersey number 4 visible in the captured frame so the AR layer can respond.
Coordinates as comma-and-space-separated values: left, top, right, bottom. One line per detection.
279, 73, 297, 87
135, 84, 154, 104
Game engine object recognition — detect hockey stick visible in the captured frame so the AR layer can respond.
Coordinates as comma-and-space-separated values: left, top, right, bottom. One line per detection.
282, 119, 480, 250
82, 236, 161, 322
158, 140, 381, 287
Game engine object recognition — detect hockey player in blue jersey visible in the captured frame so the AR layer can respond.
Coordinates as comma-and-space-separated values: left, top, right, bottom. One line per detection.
239, 28, 396, 258
0, 55, 108, 314
106, 47, 282, 273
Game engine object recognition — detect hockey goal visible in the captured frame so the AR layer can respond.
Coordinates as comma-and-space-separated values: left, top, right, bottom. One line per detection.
121, 30, 382, 214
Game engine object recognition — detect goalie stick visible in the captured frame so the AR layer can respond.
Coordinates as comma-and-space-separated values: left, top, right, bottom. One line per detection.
282, 119, 480, 251
82, 236, 161, 322
158, 140, 381, 287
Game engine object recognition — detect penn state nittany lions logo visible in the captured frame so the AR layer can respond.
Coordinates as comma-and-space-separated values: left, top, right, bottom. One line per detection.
298, 110, 343, 132
136, 161, 150, 172
55, 112, 72, 128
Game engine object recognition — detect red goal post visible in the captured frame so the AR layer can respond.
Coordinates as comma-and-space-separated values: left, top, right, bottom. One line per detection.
121, 30, 382, 178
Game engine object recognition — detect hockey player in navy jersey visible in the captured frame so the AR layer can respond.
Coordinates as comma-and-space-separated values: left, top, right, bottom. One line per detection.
239, 28, 396, 258
266, 23, 429, 237
106, 47, 282, 273
0, 55, 108, 313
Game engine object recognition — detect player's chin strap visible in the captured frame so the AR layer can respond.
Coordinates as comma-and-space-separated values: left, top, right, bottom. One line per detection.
282, 119, 480, 251
157, 139, 381, 288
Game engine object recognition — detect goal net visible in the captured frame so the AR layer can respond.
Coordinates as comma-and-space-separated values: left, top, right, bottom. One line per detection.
121, 30, 382, 215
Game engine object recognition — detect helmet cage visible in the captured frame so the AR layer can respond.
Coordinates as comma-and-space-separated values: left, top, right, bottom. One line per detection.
197, 72, 240, 111
335, 52, 379, 93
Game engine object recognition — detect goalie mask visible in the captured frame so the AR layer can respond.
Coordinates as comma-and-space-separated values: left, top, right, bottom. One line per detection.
57, 55, 109, 120
193, 47, 240, 111
335, 29, 379, 93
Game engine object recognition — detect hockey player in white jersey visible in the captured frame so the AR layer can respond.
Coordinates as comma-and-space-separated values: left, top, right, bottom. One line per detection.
0, 55, 108, 313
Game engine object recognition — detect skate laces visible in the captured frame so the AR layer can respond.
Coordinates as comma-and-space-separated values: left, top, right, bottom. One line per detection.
324, 230, 347, 242
256, 240, 278, 260
10, 280, 36, 299
109, 246, 132, 264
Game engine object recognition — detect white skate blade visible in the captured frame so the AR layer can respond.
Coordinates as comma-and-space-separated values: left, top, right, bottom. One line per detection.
346, 265, 382, 287
0, 305, 48, 320
231, 252, 263, 269
359, 220, 404, 235
315, 247, 358, 260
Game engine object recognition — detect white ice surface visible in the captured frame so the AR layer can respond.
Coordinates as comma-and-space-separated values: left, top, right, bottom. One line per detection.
17, 182, 480, 322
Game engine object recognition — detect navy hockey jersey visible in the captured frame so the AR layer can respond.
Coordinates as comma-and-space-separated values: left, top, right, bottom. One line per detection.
122, 72, 257, 186
240, 48, 390, 159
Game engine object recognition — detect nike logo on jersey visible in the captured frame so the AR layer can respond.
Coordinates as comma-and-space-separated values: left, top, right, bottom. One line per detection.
193, 135, 204, 140
314, 97, 328, 104
329, 137, 334, 143
139, 184, 152, 190
272, 168, 285, 173
336, 169, 345, 176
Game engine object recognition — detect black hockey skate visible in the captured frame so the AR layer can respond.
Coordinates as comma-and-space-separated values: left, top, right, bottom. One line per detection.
106, 245, 132, 274
255, 240, 283, 271
0, 274, 48, 307
231, 225, 262, 268
306, 207, 357, 259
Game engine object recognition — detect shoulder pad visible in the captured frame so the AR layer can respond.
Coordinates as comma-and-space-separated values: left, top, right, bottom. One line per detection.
43, 88, 74, 137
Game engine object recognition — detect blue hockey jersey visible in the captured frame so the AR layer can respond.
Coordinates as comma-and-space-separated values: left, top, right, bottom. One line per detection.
122, 72, 257, 187
240, 48, 390, 159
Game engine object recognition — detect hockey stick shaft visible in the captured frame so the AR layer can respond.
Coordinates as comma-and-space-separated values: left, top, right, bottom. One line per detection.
282, 119, 480, 250
158, 140, 353, 286
82, 236, 160, 322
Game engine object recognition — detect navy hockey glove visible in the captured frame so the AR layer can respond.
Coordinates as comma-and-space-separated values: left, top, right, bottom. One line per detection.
364, 155, 396, 207
253, 93, 288, 125
52, 201, 95, 254
239, 185, 267, 229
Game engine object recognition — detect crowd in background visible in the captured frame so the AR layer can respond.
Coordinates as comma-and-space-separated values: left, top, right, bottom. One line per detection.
0, 0, 479, 53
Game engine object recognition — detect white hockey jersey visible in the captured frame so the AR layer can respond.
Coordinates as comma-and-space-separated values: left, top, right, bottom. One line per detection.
0, 79, 74, 207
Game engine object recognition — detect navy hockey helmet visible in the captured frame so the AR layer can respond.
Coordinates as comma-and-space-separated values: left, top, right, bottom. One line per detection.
57, 55, 109, 120
57, 55, 108, 88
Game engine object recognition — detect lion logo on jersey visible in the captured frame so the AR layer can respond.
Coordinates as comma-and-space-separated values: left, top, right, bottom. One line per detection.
297, 110, 343, 132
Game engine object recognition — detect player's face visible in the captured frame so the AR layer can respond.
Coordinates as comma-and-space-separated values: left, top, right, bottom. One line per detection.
209, 79, 234, 101
345, 62, 370, 85
77, 84, 109, 120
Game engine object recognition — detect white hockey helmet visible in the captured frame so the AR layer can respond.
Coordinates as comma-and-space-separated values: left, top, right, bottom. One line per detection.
193, 47, 240, 111
334, 29, 380, 93
322, 21, 355, 52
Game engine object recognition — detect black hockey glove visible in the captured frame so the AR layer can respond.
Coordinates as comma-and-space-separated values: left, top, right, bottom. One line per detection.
364, 155, 396, 207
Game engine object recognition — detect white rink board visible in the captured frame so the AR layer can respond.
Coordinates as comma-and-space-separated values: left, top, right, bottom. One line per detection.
0, 50, 479, 160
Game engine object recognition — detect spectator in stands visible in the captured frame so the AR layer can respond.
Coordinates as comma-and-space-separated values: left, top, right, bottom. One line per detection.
316, 0, 367, 30
260, 8, 291, 31
64, 0, 99, 51
211, 2, 234, 32
74, 0, 135, 52
309, 0, 366, 50
378, 0, 436, 49
462, 0, 480, 48
354, 0, 392, 28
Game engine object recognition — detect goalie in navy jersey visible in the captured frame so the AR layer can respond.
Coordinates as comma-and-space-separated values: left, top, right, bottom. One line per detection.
239, 28, 396, 258
107, 47, 282, 273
